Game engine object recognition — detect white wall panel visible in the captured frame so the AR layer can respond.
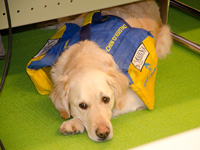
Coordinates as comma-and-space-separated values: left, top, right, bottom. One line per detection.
0, 0, 139, 29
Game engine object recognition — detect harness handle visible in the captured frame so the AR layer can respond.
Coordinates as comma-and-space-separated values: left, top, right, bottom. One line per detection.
80, 11, 108, 41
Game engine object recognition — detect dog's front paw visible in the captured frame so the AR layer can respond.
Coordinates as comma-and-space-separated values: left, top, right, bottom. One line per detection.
60, 118, 85, 135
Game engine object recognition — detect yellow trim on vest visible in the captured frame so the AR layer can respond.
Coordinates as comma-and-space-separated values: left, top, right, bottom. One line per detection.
51, 25, 66, 39
128, 36, 157, 110
82, 10, 100, 26
26, 55, 52, 95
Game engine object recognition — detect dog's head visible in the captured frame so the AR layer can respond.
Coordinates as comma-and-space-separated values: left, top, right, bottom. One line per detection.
50, 41, 129, 142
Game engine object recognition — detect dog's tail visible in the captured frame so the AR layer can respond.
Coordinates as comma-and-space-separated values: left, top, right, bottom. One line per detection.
156, 25, 172, 59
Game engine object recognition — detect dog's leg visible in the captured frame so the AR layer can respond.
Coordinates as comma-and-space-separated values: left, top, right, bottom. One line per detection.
60, 118, 85, 135
112, 88, 146, 118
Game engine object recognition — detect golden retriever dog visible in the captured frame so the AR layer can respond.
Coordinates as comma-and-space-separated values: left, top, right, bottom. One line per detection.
50, 0, 172, 142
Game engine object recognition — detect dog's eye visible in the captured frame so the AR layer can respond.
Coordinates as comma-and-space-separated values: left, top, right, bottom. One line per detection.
79, 103, 88, 110
102, 96, 110, 104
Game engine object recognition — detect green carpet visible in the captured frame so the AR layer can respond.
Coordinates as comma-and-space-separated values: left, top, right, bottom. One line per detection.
0, 2, 200, 150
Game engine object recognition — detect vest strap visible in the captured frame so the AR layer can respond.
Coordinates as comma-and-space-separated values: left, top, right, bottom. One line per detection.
80, 11, 108, 41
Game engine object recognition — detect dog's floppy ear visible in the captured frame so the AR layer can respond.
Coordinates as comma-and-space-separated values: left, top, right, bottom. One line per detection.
107, 68, 129, 110
50, 75, 70, 119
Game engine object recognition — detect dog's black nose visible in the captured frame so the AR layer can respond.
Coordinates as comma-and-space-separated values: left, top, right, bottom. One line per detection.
96, 126, 110, 139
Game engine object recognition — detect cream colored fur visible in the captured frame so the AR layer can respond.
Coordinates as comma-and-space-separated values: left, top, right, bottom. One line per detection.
50, 0, 172, 142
